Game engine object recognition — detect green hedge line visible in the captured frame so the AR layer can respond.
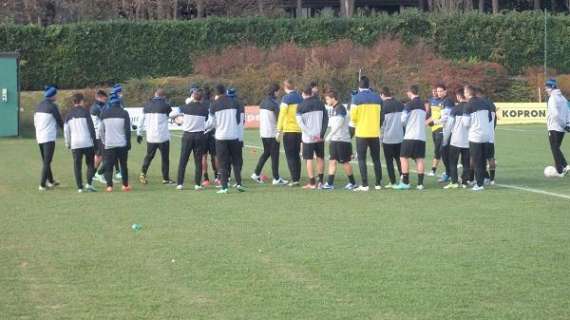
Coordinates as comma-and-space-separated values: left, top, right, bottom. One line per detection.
1, 11, 569, 90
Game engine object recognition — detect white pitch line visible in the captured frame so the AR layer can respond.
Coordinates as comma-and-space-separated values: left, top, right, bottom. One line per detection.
171, 132, 570, 201
495, 184, 570, 200
497, 127, 544, 132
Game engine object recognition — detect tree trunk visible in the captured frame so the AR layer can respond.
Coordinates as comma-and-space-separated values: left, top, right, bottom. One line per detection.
296, 0, 303, 18
257, 0, 264, 15
174, 0, 179, 19
478, 0, 484, 11
14, 0, 25, 23
492, 0, 498, 14
464, 0, 473, 11
341, 0, 355, 17
533, 0, 541, 10
418, 0, 425, 11
196, 0, 204, 18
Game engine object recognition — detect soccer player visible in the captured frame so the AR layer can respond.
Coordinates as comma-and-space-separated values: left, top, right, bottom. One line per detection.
347, 89, 358, 139
395, 85, 427, 190
436, 84, 454, 182
34, 85, 63, 191
94, 85, 123, 181
90, 90, 108, 183
200, 85, 219, 187
227, 87, 246, 188
310, 80, 320, 96
443, 88, 471, 189
463, 85, 492, 191
252, 83, 288, 185
426, 84, 454, 180
425, 86, 440, 176
176, 89, 209, 190
350, 76, 383, 191
277, 80, 304, 187
379, 87, 404, 188
322, 90, 357, 190
475, 87, 498, 185
206, 84, 245, 194
296, 84, 328, 189
100, 94, 132, 192
64, 93, 97, 193
545, 78, 570, 176
137, 88, 174, 185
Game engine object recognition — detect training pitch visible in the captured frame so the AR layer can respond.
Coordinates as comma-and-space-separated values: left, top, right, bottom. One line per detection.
0, 125, 569, 319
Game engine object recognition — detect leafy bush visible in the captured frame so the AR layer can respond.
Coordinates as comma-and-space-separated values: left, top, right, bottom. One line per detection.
193, 38, 511, 103
1, 11, 569, 90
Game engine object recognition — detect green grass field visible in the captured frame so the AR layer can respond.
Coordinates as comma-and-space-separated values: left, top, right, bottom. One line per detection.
1, 125, 569, 320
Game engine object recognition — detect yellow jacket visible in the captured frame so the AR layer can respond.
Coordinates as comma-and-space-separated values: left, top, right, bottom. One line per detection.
277, 91, 303, 133
350, 90, 382, 138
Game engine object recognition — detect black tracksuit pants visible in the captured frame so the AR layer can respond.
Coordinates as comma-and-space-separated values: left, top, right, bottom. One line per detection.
469, 142, 487, 187
216, 139, 242, 189
549, 131, 568, 173
142, 141, 170, 180
441, 144, 450, 176
72, 147, 95, 189
104, 147, 129, 187
383, 143, 401, 184
356, 137, 382, 187
448, 146, 470, 184
177, 132, 206, 186
283, 133, 301, 183
255, 137, 281, 180
38, 141, 56, 187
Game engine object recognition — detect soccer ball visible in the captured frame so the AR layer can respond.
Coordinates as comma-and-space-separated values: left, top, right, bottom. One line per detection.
544, 166, 558, 178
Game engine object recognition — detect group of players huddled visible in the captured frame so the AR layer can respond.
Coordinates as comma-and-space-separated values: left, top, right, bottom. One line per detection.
33, 75, 520, 193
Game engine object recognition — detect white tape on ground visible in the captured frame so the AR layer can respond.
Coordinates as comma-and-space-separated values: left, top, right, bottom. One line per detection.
172, 133, 570, 200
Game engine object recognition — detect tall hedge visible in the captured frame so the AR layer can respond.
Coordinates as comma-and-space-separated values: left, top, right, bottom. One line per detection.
1, 11, 569, 90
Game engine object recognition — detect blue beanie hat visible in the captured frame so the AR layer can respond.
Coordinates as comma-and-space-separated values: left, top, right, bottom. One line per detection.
109, 93, 121, 105
545, 78, 557, 89
44, 85, 58, 98
111, 84, 123, 95
189, 84, 200, 95
227, 88, 236, 97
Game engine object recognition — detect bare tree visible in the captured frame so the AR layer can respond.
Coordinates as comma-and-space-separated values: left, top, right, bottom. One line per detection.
296, 0, 302, 18
479, 0, 485, 11
432, 0, 473, 12
340, 0, 355, 17
492, 0, 499, 14
418, 0, 426, 11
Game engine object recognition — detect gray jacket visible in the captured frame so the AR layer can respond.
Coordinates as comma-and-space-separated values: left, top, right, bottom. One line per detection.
380, 98, 404, 144
326, 103, 351, 143
462, 96, 492, 143
547, 89, 569, 132
402, 97, 426, 142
